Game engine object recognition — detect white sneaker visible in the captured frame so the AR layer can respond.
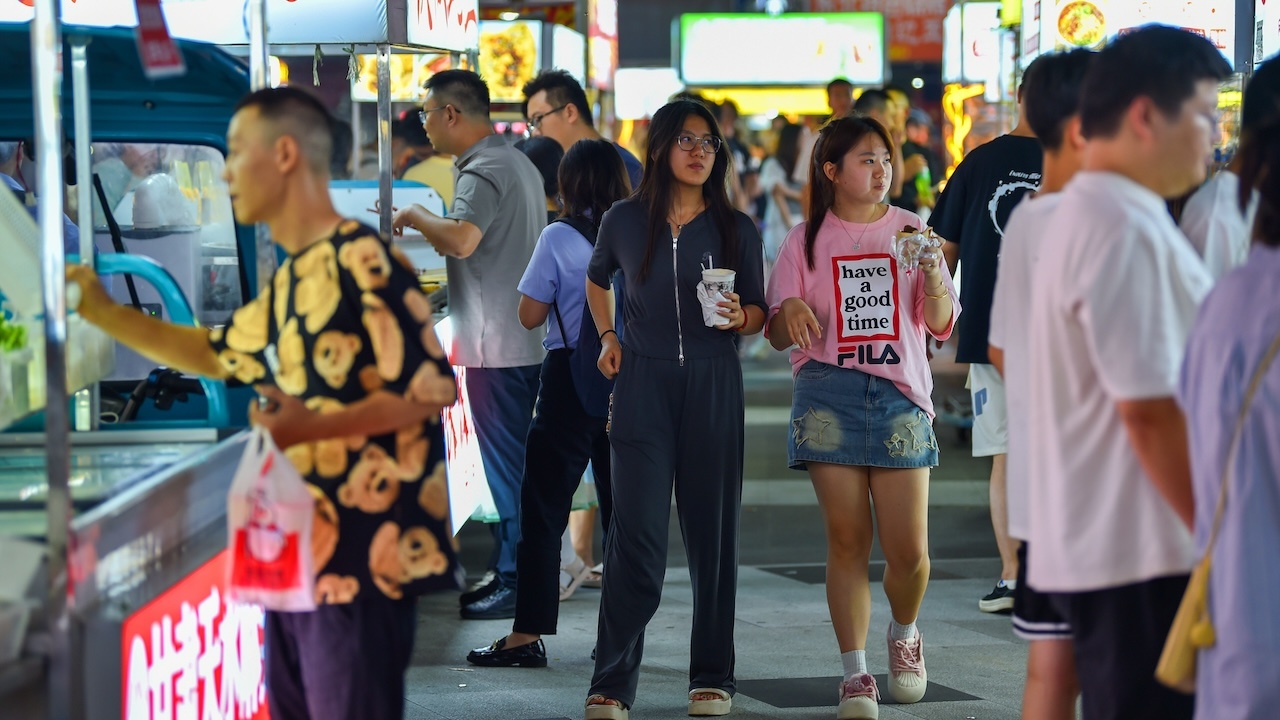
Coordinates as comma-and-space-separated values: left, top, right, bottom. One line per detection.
886, 627, 927, 704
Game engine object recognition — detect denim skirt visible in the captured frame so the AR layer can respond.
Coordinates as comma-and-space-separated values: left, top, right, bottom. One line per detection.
789, 360, 939, 470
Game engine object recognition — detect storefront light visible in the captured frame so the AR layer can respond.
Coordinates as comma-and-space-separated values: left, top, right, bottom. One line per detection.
499, 11, 520, 21
911, 77, 924, 89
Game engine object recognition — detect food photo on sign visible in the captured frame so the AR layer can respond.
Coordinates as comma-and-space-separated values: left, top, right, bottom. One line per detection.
1041, 0, 1236, 64
478, 20, 541, 103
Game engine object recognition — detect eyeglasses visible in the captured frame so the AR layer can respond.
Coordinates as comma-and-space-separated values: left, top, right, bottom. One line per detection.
528, 105, 568, 130
676, 134, 722, 154
418, 105, 452, 124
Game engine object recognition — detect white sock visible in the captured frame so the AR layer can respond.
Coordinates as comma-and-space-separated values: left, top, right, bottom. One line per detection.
841, 649, 868, 680
890, 620, 918, 641
1002, 579, 1018, 590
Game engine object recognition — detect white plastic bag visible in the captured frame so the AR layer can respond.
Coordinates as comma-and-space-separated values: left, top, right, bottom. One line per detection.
226, 427, 317, 612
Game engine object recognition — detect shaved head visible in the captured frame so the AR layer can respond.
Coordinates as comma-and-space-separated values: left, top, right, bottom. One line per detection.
233, 86, 334, 175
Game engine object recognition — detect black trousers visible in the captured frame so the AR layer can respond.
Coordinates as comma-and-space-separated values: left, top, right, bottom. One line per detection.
590, 350, 743, 709
513, 349, 612, 635
265, 596, 417, 720
1049, 574, 1195, 720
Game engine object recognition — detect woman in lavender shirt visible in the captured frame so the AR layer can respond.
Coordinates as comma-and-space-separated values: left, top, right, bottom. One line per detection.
1177, 55, 1280, 720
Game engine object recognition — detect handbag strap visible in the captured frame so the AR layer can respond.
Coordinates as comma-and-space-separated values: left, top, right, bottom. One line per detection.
1202, 328, 1280, 557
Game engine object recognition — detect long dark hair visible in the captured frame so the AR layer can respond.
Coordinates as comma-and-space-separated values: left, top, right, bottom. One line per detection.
635, 100, 738, 282
775, 122, 803, 181
804, 114, 895, 270
1237, 56, 1280, 248
559, 138, 631, 225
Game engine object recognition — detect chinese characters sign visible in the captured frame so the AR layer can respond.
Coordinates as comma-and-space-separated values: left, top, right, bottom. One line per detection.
134, 0, 185, 80
408, 0, 480, 53
808, 0, 950, 63
1024, 0, 1237, 68
121, 550, 268, 720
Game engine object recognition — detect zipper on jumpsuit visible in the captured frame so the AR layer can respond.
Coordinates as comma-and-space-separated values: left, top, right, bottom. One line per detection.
671, 234, 685, 366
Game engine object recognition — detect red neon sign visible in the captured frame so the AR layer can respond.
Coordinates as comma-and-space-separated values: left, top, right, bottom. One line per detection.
121, 550, 269, 720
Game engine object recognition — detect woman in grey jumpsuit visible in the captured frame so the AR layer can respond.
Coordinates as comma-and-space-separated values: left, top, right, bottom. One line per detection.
581, 100, 768, 719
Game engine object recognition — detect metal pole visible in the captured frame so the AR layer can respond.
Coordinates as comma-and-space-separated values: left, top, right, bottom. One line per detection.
248, 0, 270, 91
32, 0, 73, 717
351, 100, 362, 178
247, 0, 277, 290
376, 44, 393, 238
70, 37, 99, 432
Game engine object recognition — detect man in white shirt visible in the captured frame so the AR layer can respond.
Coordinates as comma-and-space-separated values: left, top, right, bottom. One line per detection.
1178, 61, 1273, 280
988, 47, 1094, 720
1026, 27, 1228, 720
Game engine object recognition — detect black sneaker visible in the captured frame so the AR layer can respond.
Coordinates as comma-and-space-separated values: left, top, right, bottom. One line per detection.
467, 637, 548, 668
461, 585, 517, 620
979, 582, 1015, 613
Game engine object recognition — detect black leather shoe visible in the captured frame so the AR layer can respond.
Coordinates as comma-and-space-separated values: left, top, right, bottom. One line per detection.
466, 637, 547, 668
460, 585, 517, 620
459, 570, 500, 607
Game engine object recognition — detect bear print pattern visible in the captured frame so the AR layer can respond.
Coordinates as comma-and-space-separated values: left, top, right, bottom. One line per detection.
210, 222, 459, 603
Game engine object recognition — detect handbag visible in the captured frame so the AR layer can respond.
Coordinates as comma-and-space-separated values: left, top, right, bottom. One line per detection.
1155, 329, 1280, 693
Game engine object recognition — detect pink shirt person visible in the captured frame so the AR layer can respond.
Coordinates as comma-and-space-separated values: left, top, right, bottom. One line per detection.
766, 206, 960, 417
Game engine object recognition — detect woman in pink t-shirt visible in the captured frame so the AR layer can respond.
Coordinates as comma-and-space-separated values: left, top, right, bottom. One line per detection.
765, 115, 959, 720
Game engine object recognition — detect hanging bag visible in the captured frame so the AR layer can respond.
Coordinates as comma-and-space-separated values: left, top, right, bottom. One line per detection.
1155, 330, 1280, 692
226, 426, 317, 612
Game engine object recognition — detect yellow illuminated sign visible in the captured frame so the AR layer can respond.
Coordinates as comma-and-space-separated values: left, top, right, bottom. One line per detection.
1001, 0, 1022, 27
698, 87, 834, 117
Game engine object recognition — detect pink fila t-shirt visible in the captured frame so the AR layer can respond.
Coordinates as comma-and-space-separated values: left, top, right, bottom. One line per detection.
766, 206, 960, 417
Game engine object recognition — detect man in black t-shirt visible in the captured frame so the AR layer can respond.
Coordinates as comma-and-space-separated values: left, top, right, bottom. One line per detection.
932, 70, 1044, 615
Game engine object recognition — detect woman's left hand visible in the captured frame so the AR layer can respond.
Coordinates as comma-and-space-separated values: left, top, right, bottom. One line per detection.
716, 291, 745, 331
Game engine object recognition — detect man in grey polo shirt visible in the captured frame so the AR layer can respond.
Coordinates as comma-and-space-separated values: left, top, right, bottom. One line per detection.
393, 70, 546, 620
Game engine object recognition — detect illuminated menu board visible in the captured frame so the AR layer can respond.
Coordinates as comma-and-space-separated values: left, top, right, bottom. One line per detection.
1021, 0, 1236, 68
679, 13, 886, 87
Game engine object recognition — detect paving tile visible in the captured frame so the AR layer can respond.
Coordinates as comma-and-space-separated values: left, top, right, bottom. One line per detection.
737, 675, 978, 708
758, 562, 965, 584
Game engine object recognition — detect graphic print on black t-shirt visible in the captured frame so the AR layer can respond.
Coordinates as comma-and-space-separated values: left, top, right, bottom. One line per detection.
210, 220, 461, 604
929, 134, 1042, 364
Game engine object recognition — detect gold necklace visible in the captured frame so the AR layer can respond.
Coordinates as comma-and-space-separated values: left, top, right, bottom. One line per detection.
834, 204, 882, 250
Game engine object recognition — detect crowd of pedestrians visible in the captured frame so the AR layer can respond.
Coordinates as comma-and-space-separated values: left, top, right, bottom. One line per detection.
59, 23, 1280, 720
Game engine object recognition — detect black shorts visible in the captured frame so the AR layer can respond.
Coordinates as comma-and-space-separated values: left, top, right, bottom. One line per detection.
1048, 575, 1195, 720
1012, 543, 1071, 640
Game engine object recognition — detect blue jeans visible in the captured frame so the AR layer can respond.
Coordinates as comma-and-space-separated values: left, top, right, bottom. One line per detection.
466, 364, 541, 587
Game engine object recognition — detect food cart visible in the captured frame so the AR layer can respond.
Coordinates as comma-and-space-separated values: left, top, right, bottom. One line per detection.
0, 1, 478, 718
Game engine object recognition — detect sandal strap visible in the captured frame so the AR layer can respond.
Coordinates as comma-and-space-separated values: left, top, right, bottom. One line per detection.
688, 687, 730, 701
586, 695, 626, 709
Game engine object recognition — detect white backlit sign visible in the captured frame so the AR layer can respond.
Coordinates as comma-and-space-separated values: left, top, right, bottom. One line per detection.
1023, 0, 1236, 68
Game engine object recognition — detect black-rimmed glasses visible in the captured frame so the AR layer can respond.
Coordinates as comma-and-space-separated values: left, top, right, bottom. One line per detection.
676, 134, 721, 154
528, 105, 568, 130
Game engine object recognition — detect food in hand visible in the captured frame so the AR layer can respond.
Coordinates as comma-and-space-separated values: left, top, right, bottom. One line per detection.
892, 225, 941, 274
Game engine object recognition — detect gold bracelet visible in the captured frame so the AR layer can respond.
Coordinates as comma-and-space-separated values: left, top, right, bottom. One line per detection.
924, 286, 949, 300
